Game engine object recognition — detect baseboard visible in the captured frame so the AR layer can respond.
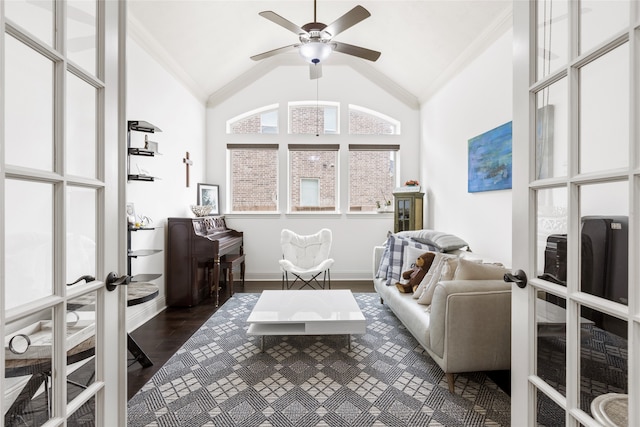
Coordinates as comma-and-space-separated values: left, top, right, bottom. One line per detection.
244, 280, 375, 292
127, 295, 167, 332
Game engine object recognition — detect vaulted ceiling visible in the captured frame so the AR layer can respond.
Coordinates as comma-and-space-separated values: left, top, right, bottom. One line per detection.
128, 1, 512, 105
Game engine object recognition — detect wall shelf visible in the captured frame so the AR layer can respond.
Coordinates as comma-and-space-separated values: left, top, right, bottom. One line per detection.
127, 120, 162, 182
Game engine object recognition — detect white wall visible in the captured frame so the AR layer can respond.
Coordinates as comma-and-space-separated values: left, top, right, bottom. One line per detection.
421, 30, 514, 265
126, 37, 206, 329
207, 64, 421, 281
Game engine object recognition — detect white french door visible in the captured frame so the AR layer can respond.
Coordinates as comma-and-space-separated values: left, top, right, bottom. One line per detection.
1, 1, 126, 425
513, 0, 638, 426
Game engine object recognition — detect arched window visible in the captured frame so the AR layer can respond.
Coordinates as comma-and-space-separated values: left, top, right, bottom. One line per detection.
349, 104, 401, 135
288, 101, 339, 135
226, 104, 279, 134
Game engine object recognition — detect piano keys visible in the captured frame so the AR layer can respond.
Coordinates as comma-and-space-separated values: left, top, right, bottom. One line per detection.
166, 216, 243, 307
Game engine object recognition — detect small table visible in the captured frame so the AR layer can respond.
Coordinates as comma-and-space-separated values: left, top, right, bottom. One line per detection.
246, 290, 366, 351
591, 393, 628, 427
127, 282, 159, 367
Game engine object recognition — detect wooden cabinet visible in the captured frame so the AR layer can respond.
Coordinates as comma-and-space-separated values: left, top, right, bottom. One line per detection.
393, 191, 424, 232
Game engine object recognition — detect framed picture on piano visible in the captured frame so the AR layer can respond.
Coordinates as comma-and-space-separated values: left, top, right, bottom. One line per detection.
197, 183, 219, 215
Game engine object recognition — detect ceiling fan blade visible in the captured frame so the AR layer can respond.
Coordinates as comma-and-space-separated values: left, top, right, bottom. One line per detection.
259, 11, 307, 36
310, 63, 323, 80
333, 42, 381, 62
250, 44, 298, 61
323, 5, 370, 37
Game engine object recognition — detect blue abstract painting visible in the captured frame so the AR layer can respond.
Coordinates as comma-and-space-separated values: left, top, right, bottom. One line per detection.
468, 121, 512, 193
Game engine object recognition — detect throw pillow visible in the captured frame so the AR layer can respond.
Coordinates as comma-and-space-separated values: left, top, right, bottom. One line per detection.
410, 230, 470, 252
399, 245, 431, 284
384, 235, 435, 286
376, 242, 391, 279
409, 250, 437, 297
440, 257, 459, 281
453, 257, 509, 280
416, 252, 457, 305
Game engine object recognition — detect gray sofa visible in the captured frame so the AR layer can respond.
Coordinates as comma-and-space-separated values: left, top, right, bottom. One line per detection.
372, 245, 511, 393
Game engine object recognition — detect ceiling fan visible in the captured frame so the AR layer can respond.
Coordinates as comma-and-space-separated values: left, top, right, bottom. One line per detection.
250, 0, 381, 79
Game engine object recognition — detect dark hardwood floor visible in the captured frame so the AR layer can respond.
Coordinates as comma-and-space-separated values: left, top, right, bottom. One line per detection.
127, 287, 238, 400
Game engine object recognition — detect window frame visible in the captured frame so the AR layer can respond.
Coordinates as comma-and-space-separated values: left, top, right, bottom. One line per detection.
348, 144, 400, 213
348, 104, 402, 135
288, 101, 340, 135
226, 104, 279, 134
287, 144, 340, 213
227, 144, 280, 213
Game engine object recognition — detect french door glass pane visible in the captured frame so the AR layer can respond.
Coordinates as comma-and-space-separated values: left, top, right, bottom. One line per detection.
4, 308, 54, 425
66, 186, 97, 284
579, 44, 629, 174
537, 388, 566, 426
536, 293, 567, 397
66, 71, 97, 178
580, 0, 629, 54
5, 180, 54, 310
5, 0, 54, 47
579, 306, 627, 416
69, 396, 96, 425
536, 0, 569, 79
5, 35, 54, 172
536, 187, 567, 277
536, 78, 568, 179
66, 292, 97, 403
579, 181, 628, 298
67, 0, 97, 76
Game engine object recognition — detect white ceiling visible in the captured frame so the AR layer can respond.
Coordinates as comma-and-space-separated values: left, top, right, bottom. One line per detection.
128, 0, 513, 105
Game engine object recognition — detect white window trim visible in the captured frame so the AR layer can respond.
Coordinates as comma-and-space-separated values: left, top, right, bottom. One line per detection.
225, 103, 279, 134
348, 104, 401, 135
287, 100, 341, 134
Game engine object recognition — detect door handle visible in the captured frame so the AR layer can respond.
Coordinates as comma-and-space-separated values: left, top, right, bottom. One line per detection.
105, 272, 131, 292
504, 269, 528, 288
67, 275, 96, 286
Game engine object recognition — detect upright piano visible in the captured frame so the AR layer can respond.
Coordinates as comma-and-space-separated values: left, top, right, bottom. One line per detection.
167, 216, 243, 307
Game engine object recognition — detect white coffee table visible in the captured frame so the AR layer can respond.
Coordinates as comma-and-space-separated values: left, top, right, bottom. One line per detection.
246, 290, 366, 351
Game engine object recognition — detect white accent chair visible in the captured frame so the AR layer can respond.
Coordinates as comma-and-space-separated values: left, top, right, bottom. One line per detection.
279, 229, 334, 290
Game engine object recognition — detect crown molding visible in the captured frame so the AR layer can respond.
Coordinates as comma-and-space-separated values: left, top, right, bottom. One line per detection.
418, 4, 514, 104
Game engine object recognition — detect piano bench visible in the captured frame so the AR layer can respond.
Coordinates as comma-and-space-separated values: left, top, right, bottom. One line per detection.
220, 254, 245, 296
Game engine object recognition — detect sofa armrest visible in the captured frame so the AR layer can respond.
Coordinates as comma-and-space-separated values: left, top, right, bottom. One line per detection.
372, 245, 386, 278
429, 279, 511, 373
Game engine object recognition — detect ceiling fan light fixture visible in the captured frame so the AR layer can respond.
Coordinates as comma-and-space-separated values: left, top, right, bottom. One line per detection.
299, 41, 332, 64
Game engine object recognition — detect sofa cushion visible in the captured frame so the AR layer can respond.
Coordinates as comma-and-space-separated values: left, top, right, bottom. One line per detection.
399, 246, 435, 285
398, 230, 470, 252
375, 244, 391, 279
416, 252, 457, 305
411, 250, 438, 297
453, 257, 508, 280
380, 234, 436, 286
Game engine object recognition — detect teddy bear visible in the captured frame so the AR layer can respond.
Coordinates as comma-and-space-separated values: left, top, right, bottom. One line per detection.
395, 252, 435, 293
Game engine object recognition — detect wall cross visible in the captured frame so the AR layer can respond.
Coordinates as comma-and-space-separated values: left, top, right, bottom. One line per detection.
183, 152, 193, 187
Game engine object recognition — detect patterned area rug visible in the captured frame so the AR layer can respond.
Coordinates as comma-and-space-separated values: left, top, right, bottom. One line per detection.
128, 293, 511, 426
